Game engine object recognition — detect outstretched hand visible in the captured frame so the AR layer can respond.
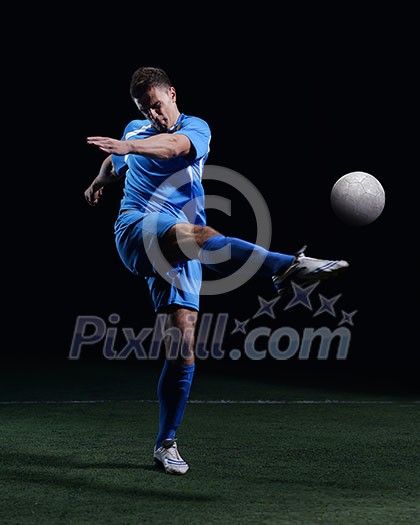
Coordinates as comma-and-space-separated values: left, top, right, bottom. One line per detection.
87, 136, 130, 155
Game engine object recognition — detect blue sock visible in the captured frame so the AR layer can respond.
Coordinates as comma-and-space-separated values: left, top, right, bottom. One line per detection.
199, 235, 295, 276
155, 360, 195, 449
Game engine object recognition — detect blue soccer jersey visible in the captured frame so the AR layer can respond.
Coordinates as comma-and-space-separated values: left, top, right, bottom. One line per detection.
112, 113, 211, 226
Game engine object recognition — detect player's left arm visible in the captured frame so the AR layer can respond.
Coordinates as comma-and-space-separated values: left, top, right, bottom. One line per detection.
87, 134, 191, 160
84, 155, 124, 206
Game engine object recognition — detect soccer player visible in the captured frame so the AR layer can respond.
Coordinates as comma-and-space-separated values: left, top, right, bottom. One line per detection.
84, 66, 349, 475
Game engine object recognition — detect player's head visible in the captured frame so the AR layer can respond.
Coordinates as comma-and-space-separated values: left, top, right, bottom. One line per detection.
130, 66, 179, 132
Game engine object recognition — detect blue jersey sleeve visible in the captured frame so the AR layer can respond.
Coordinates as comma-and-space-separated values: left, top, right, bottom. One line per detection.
174, 116, 211, 162
111, 153, 128, 177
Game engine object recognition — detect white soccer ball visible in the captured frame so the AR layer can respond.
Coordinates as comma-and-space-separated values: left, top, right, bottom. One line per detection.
330, 171, 385, 226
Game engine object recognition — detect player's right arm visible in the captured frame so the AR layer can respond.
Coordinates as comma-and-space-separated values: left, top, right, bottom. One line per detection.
84, 155, 123, 206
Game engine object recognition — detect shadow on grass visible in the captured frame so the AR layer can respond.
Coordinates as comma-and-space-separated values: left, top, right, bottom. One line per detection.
0, 451, 139, 470
0, 452, 212, 500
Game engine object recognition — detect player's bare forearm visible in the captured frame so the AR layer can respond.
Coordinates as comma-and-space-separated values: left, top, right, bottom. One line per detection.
87, 133, 191, 159
92, 155, 119, 189
84, 155, 120, 206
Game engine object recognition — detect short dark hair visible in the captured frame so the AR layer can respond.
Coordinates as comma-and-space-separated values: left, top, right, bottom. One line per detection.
130, 67, 172, 100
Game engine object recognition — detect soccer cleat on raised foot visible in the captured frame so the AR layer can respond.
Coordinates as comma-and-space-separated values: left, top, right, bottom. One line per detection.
153, 439, 189, 475
272, 245, 349, 297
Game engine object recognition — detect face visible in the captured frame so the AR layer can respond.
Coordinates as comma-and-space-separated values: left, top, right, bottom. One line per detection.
134, 86, 179, 132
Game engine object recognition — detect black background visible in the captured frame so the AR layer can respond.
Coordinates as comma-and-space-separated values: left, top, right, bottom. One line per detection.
8, 7, 418, 391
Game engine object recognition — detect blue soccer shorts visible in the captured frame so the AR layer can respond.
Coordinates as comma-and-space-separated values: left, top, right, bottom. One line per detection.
114, 210, 202, 312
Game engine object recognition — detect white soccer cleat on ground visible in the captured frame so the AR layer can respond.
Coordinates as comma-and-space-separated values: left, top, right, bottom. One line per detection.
153, 439, 190, 475
273, 245, 349, 297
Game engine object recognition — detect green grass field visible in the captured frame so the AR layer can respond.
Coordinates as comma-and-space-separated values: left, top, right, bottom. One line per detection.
1, 363, 419, 524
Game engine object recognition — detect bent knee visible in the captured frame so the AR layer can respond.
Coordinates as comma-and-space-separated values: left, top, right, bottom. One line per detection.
193, 225, 221, 245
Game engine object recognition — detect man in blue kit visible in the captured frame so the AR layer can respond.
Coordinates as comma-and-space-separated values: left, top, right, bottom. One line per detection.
84, 66, 349, 474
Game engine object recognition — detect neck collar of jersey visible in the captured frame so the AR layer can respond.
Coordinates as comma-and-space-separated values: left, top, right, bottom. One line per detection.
167, 113, 183, 133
